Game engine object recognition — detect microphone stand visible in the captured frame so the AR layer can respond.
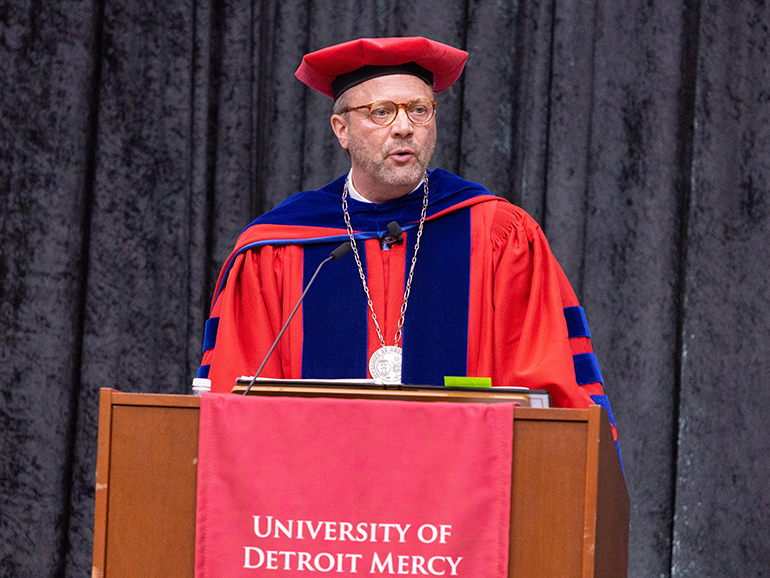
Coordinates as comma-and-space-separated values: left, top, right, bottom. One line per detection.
243, 241, 352, 395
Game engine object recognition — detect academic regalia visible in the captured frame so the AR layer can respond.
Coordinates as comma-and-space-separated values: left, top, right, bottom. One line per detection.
196, 169, 619, 443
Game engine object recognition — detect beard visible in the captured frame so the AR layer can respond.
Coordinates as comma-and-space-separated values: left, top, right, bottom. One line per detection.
347, 134, 435, 189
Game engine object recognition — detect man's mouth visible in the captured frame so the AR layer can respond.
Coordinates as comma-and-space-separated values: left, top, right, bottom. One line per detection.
388, 148, 416, 162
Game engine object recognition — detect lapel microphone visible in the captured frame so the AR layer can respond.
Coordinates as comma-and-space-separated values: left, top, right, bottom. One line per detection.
382, 221, 404, 247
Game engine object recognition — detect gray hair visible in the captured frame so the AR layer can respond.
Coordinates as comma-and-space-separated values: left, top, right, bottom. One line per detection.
332, 91, 352, 116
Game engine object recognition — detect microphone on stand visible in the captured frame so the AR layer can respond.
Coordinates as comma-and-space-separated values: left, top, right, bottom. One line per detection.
242, 241, 352, 395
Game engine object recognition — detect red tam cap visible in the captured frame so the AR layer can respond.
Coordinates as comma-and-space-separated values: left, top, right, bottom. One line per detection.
296, 37, 468, 100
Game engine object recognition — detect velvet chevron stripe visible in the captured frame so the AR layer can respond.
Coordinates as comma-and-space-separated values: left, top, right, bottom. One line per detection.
573, 352, 604, 385
564, 305, 591, 338
202, 317, 220, 353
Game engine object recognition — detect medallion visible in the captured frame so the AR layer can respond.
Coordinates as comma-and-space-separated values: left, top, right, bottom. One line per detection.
369, 346, 403, 384
343, 173, 428, 385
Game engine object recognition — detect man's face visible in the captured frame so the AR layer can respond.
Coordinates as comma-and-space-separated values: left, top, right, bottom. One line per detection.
331, 74, 437, 203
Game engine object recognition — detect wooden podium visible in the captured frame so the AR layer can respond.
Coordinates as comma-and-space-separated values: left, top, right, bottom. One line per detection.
92, 388, 629, 578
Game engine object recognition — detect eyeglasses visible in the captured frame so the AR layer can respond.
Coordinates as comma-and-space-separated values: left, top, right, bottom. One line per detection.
339, 98, 438, 126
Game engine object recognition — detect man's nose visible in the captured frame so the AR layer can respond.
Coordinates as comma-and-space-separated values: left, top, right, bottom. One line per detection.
390, 107, 414, 136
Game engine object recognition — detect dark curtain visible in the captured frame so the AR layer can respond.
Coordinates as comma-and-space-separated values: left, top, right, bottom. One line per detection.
1, 0, 768, 576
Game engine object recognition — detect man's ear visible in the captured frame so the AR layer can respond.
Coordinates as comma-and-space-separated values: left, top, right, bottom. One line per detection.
330, 114, 349, 150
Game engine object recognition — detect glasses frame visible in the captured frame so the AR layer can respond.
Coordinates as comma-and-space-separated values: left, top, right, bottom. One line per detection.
339, 98, 439, 126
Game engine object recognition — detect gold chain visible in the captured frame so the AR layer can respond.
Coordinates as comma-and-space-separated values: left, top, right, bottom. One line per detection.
341, 173, 429, 348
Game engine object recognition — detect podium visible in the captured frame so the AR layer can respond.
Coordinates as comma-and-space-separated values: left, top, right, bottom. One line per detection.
92, 388, 629, 577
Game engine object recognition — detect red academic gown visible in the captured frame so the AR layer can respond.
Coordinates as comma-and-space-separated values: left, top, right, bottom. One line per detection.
198, 169, 618, 441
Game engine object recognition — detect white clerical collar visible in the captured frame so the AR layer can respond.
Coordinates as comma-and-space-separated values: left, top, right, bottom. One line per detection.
346, 170, 424, 203
345, 171, 371, 203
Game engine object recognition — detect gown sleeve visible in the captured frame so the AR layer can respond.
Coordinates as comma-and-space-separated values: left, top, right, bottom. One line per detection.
199, 244, 305, 393
471, 200, 619, 440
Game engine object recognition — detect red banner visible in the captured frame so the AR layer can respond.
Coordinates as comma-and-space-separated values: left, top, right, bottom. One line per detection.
195, 394, 515, 577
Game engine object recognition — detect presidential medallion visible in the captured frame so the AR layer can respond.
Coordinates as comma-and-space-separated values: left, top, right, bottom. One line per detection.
369, 346, 403, 384
343, 173, 428, 384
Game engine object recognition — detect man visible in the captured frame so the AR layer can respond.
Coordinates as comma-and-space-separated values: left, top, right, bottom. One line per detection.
196, 37, 618, 433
